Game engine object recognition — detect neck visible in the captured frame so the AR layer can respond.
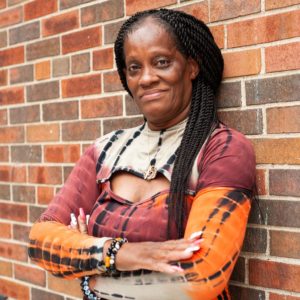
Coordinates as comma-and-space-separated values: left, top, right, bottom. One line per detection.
146, 105, 190, 131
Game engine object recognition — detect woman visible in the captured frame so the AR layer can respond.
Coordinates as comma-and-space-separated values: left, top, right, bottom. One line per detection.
28, 8, 255, 300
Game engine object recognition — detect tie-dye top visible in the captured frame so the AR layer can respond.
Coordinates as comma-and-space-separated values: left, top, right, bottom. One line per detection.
29, 121, 255, 300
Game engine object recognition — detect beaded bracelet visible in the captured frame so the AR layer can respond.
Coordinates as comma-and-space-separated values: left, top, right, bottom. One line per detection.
81, 276, 100, 300
105, 237, 128, 275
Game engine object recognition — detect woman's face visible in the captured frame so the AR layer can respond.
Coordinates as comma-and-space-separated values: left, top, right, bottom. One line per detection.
123, 17, 199, 130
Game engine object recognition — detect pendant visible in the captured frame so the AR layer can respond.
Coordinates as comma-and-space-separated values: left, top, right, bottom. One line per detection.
143, 165, 157, 180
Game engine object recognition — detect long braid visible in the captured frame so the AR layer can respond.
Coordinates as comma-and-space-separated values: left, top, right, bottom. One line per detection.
114, 9, 224, 238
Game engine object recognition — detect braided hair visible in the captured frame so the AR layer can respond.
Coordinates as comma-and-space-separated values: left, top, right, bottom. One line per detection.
114, 9, 224, 238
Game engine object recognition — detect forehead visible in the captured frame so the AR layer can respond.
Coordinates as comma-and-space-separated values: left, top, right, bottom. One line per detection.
124, 17, 177, 55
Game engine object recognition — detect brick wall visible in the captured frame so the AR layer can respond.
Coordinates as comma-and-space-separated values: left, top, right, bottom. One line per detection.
0, 0, 299, 299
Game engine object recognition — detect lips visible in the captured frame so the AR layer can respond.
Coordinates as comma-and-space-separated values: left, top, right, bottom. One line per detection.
140, 89, 167, 101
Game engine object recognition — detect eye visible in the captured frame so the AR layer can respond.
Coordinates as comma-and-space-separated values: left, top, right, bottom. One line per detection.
127, 63, 140, 74
156, 58, 170, 68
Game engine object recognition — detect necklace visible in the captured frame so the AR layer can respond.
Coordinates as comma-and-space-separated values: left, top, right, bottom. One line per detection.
144, 129, 165, 180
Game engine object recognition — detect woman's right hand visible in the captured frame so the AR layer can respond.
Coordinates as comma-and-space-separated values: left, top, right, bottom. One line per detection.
112, 233, 203, 274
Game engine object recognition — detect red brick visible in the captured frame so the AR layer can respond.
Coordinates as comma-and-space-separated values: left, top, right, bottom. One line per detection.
210, 0, 260, 22
60, 0, 93, 9
269, 169, 300, 197
53, 57, 69, 77
229, 286, 266, 300
177, 2, 209, 22
242, 227, 267, 253
71, 52, 90, 74
209, 25, 224, 49
0, 202, 27, 222
13, 224, 31, 243
35, 60, 51, 80
93, 48, 114, 70
9, 21, 40, 45
26, 37, 60, 61
0, 126, 24, 143
44, 144, 80, 163
31, 288, 64, 300
104, 19, 124, 44
217, 82, 242, 108
28, 166, 62, 185
0, 7, 22, 28
27, 124, 59, 142
37, 186, 54, 205
0, 30, 7, 48
62, 120, 100, 141
246, 74, 300, 105
62, 74, 101, 97
0, 108, 7, 125
7, 0, 28, 6
81, 0, 124, 26
230, 256, 245, 282
0, 260, 12, 277
24, 0, 57, 21
10, 64, 34, 84
126, 0, 176, 15
48, 274, 82, 298
0, 0, 5, 9
0, 222, 11, 238
267, 106, 300, 134
228, 11, 300, 48
0, 165, 26, 182
103, 117, 143, 134
218, 109, 262, 135
103, 70, 124, 92
269, 294, 300, 300
0, 184, 10, 200
81, 96, 123, 118
10, 105, 40, 124
0, 241, 27, 261
270, 231, 300, 259
15, 264, 46, 286
13, 185, 35, 203
266, 0, 300, 10
266, 42, 300, 73
251, 138, 300, 165
0, 146, 8, 161
256, 169, 266, 195
125, 94, 141, 115
43, 101, 78, 121
42, 10, 79, 37
0, 86, 24, 105
62, 27, 101, 54
0, 278, 29, 300
0, 69, 7, 86
249, 259, 300, 292
223, 49, 261, 78
0, 46, 24, 67
27, 81, 59, 101
30, 205, 46, 223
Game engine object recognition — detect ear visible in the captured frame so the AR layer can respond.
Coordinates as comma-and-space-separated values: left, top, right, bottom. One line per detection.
188, 57, 199, 80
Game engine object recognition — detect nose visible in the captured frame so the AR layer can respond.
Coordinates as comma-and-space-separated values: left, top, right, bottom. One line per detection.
139, 66, 158, 87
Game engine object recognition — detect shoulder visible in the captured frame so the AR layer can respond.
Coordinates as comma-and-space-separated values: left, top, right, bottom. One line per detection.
197, 123, 256, 192
204, 123, 255, 160
93, 123, 145, 157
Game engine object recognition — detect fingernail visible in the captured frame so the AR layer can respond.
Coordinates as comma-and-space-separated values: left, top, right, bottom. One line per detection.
184, 245, 200, 254
170, 266, 184, 273
189, 231, 202, 240
79, 207, 86, 220
86, 214, 90, 226
70, 213, 77, 226
193, 238, 204, 245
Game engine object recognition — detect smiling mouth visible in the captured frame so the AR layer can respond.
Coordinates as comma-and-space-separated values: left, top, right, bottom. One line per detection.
140, 90, 166, 101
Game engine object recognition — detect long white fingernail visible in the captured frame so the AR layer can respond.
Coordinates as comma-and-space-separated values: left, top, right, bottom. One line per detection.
70, 213, 77, 226
189, 231, 202, 240
86, 214, 90, 226
184, 245, 200, 254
